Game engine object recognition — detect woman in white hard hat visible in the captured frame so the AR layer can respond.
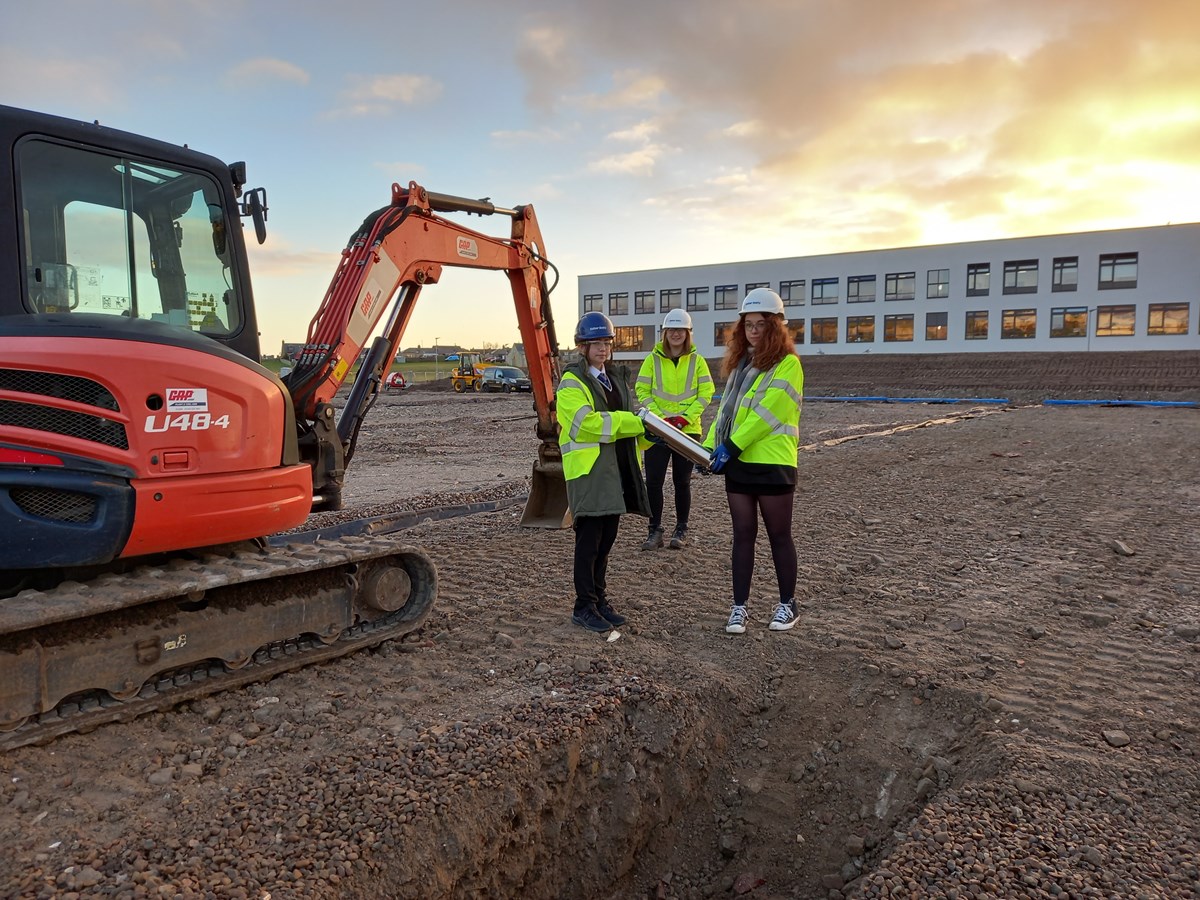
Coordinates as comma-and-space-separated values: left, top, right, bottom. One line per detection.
635, 308, 714, 550
704, 288, 804, 634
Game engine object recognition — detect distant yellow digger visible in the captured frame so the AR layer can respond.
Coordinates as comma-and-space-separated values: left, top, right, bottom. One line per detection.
450, 352, 489, 393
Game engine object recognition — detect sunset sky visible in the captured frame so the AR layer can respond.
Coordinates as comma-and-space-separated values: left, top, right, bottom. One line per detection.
3, 0, 1197, 354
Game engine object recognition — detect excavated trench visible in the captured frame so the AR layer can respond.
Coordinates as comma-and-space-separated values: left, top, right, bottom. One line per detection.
338, 647, 998, 899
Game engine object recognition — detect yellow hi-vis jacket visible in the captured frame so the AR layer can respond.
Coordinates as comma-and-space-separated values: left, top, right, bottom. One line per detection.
556, 362, 649, 517
635, 344, 714, 436
704, 354, 803, 467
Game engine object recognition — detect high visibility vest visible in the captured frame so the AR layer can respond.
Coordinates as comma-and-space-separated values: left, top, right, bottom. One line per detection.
705, 354, 804, 466
556, 370, 644, 482
635, 344, 714, 435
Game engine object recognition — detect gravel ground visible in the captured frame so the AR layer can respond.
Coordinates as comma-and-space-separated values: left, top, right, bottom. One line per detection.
0, 379, 1197, 899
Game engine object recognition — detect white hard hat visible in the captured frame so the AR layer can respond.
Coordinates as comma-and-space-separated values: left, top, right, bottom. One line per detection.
662, 309, 692, 330
740, 287, 786, 322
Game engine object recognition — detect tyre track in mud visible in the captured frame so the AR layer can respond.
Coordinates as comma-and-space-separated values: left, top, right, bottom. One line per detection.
797, 406, 1199, 768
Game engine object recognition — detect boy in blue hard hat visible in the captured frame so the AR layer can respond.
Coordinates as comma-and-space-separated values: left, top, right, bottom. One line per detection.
556, 312, 650, 632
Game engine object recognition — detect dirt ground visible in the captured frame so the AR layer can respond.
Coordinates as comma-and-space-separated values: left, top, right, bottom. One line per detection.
1, 379, 1198, 899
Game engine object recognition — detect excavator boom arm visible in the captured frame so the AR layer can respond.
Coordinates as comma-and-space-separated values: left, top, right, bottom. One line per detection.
290, 183, 555, 421
285, 182, 565, 520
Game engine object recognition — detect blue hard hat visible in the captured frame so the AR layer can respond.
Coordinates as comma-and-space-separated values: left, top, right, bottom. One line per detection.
575, 311, 615, 343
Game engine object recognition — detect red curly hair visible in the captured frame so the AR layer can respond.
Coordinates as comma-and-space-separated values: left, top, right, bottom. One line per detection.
720, 315, 796, 377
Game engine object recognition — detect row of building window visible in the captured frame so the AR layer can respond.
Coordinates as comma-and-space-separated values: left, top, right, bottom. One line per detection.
584, 253, 1140, 317
605, 303, 1191, 351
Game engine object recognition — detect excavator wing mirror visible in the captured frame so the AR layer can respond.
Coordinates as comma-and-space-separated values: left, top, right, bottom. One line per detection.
241, 187, 269, 244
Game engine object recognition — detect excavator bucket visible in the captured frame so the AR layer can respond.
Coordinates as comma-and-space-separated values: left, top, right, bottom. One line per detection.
521, 460, 572, 528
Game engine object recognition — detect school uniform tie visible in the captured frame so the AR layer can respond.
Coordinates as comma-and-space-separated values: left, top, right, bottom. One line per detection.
597, 371, 612, 391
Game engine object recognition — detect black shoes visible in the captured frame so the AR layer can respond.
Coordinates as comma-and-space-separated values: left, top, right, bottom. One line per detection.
572, 602, 627, 631
643, 525, 689, 550
572, 605, 612, 632
641, 527, 664, 551
596, 603, 627, 627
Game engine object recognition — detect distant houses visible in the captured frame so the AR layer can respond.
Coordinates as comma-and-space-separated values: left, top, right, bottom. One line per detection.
281, 340, 523, 366
280, 341, 305, 361
397, 344, 463, 362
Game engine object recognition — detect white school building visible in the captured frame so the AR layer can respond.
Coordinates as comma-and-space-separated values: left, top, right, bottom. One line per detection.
577, 223, 1200, 360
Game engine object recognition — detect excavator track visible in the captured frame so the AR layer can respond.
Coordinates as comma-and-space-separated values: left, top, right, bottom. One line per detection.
0, 534, 436, 752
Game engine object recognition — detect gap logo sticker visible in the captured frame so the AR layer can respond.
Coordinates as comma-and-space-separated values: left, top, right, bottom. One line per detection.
166, 388, 209, 412
456, 236, 479, 260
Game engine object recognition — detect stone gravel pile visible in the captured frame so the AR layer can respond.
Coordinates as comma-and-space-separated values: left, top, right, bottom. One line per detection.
6, 657, 716, 899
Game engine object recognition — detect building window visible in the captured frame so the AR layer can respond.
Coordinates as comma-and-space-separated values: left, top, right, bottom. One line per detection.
687, 287, 710, 312
635, 290, 655, 315
926, 268, 949, 299
1003, 259, 1038, 294
779, 279, 805, 306
1096, 305, 1135, 336
966, 263, 990, 297
659, 288, 681, 313
1052, 257, 1078, 292
1098, 252, 1138, 289
1001, 308, 1037, 339
884, 272, 915, 301
926, 311, 947, 341
965, 310, 989, 339
1147, 303, 1189, 335
846, 315, 875, 343
1050, 306, 1088, 338
608, 292, 629, 316
715, 284, 740, 310
811, 317, 838, 344
583, 293, 603, 313
788, 320, 805, 344
614, 325, 650, 351
884, 314, 914, 342
811, 277, 839, 305
848, 275, 876, 303
745, 282, 769, 294
713, 322, 736, 346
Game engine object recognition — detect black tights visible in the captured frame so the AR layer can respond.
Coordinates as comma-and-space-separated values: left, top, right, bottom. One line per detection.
727, 491, 797, 606
643, 443, 693, 530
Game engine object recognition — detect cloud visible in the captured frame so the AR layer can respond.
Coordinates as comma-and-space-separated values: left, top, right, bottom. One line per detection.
516, 24, 580, 112
0, 49, 123, 111
722, 120, 763, 138
335, 73, 443, 116
579, 70, 666, 111
608, 120, 660, 143
225, 58, 310, 88
376, 160, 428, 181
589, 144, 673, 176
512, 0, 1200, 248
490, 126, 569, 143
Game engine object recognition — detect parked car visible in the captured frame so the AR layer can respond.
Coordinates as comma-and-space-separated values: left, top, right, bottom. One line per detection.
481, 366, 532, 393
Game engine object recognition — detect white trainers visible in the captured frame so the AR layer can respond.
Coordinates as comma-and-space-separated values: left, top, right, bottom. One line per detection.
725, 605, 748, 634
769, 600, 799, 631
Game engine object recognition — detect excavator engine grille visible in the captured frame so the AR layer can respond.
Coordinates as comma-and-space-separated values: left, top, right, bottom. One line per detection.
0, 369, 120, 411
0, 399, 129, 450
10, 486, 98, 523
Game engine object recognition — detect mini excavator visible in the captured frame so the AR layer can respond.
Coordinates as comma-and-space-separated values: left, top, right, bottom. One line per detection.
0, 104, 569, 747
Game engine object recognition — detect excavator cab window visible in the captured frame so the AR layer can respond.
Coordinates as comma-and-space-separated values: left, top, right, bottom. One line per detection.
17, 138, 243, 335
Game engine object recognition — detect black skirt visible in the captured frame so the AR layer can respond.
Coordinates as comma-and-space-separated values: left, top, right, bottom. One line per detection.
723, 459, 796, 496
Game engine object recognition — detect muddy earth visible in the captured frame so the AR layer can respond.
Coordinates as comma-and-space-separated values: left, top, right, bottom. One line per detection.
1, 353, 1198, 899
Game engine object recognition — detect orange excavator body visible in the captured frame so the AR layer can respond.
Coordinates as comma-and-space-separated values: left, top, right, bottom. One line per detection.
0, 103, 566, 745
